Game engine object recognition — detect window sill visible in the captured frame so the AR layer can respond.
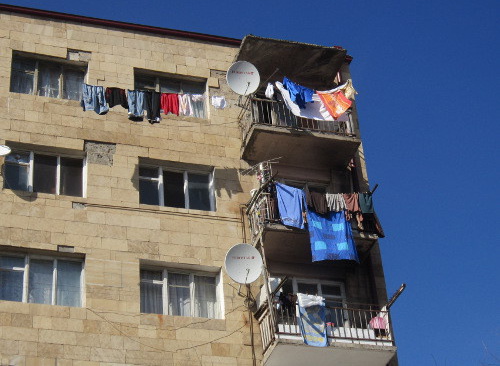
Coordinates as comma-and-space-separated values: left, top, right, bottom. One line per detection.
9, 91, 81, 106
139, 313, 226, 328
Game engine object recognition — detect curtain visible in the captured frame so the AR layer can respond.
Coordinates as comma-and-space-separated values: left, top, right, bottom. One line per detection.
0, 256, 25, 302
4, 153, 30, 191
168, 273, 190, 316
140, 270, 163, 314
194, 275, 217, 318
28, 259, 53, 304
63, 69, 84, 101
10, 57, 35, 94
56, 261, 81, 307
37, 63, 60, 98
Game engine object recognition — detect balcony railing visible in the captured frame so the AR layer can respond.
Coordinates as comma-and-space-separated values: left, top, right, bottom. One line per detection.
257, 301, 394, 353
242, 98, 355, 141
247, 188, 379, 244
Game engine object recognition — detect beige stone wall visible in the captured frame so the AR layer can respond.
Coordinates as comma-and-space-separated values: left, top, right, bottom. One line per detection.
0, 10, 261, 366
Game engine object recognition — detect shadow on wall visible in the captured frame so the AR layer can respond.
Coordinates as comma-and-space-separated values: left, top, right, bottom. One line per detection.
214, 167, 243, 199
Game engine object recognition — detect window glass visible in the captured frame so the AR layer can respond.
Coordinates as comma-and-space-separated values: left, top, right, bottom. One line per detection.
164, 171, 185, 208
37, 62, 61, 98
10, 57, 35, 94
0, 256, 25, 302
135, 75, 157, 91
4, 152, 30, 191
159, 80, 181, 93
322, 284, 342, 297
194, 276, 217, 318
139, 180, 160, 206
60, 157, 83, 197
168, 273, 191, 316
297, 282, 319, 295
140, 270, 163, 314
33, 154, 57, 194
63, 69, 84, 101
28, 259, 53, 304
139, 167, 158, 178
188, 173, 211, 211
56, 261, 81, 307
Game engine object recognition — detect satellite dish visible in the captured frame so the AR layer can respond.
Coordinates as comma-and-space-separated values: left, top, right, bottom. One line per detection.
0, 145, 11, 156
226, 61, 260, 96
224, 243, 263, 284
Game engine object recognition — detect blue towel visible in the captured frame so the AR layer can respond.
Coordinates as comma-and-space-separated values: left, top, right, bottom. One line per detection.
275, 183, 306, 229
306, 210, 359, 262
298, 304, 328, 347
282, 77, 314, 109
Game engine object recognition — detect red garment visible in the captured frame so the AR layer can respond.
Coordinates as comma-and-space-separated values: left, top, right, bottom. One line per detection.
160, 93, 179, 116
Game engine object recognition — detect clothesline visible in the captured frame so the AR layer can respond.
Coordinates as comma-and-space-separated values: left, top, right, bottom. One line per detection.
80, 83, 227, 124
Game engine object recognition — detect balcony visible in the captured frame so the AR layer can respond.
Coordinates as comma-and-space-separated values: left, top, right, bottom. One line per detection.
240, 98, 361, 170
257, 301, 396, 366
246, 188, 380, 264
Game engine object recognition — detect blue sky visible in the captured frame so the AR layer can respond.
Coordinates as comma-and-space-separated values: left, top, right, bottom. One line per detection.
3, 0, 500, 364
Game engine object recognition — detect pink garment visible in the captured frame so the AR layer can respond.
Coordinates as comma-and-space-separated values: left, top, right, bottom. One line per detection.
369, 316, 387, 330
160, 93, 179, 116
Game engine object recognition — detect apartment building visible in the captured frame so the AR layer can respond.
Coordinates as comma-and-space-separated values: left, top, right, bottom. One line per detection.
0, 4, 397, 366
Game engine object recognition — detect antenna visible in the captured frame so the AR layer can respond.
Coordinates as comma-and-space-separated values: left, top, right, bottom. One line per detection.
224, 244, 263, 284
226, 61, 260, 96
0, 145, 11, 157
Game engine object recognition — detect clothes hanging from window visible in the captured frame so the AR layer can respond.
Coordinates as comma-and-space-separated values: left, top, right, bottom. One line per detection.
342, 79, 358, 100
316, 90, 352, 119
265, 82, 274, 99
105, 87, 128, 109
178, 94, 194, 116
143, 90, 161, 124
297, 294, 328, 347
306, 209, 359, 263
359, 192, 374, 214
211, 95, 226, 109
304, 186, 328, 215
326, 193, 347, 212
275, 182, 307, 229
343, 193, 363, 229
127, 89, 145, 121
81, 84, 109, 115
160, 93, 179, 116
282, 77, 314, 109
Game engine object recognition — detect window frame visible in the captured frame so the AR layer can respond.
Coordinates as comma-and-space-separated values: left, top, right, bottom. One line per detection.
0, 253, 84, 307
10, 53, 87, 101
139, 165, 215, 211
4, 150, 87, 197
140, 267, 222, 319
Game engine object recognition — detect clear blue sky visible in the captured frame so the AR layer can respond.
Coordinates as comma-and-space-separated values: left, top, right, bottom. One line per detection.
3, 0, 499, 364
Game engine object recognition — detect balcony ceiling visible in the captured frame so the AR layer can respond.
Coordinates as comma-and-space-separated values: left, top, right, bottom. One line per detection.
265, 342, 396, 366
236, 35, 347, 90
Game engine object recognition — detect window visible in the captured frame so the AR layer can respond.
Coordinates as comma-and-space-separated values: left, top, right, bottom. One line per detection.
139, 166, 215, 211
0, 253, 83, 307
135, 70, 206, 118
140, 268, 221, 319
4, 150, 86, 197
10, 54, 86, 101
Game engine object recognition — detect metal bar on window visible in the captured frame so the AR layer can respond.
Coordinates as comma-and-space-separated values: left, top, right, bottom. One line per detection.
56, 156, 61, 195
22, 255, 29, 303
52, 259, 58, 305
28, 151, 34, 192
158, 167, 164, 207
162, 269, 168, 316
183, 171, 189, 209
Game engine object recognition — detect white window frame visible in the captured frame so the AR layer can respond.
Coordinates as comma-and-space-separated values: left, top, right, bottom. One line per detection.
0, 253, 85, 307
10, 54, 87, 101
139, 166, 215, 211
292, 278, 346, 306
4, 150, 87, 197
140, 267, 222, 319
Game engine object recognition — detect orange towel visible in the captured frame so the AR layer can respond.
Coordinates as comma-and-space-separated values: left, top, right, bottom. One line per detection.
317, 90, 352, 119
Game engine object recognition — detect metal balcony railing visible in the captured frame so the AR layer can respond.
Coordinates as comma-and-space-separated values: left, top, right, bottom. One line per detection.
257, 301, 394, 353
241, 98, 355, 142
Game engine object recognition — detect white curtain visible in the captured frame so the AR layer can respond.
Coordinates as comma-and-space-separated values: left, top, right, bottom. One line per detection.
37, 63, 60, 98
168, 273, 191, 316
194, 275, 217, 318
28, 259, 53, 304
63, 69, 84, 101
0, 256, 25, 302
56, 261, 81, 307
140, 270, 163, 314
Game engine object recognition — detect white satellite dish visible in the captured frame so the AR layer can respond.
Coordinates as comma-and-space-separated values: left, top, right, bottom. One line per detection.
0, 145, 11, 157
224, 243, 263, 284
226, 61, 260, 96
